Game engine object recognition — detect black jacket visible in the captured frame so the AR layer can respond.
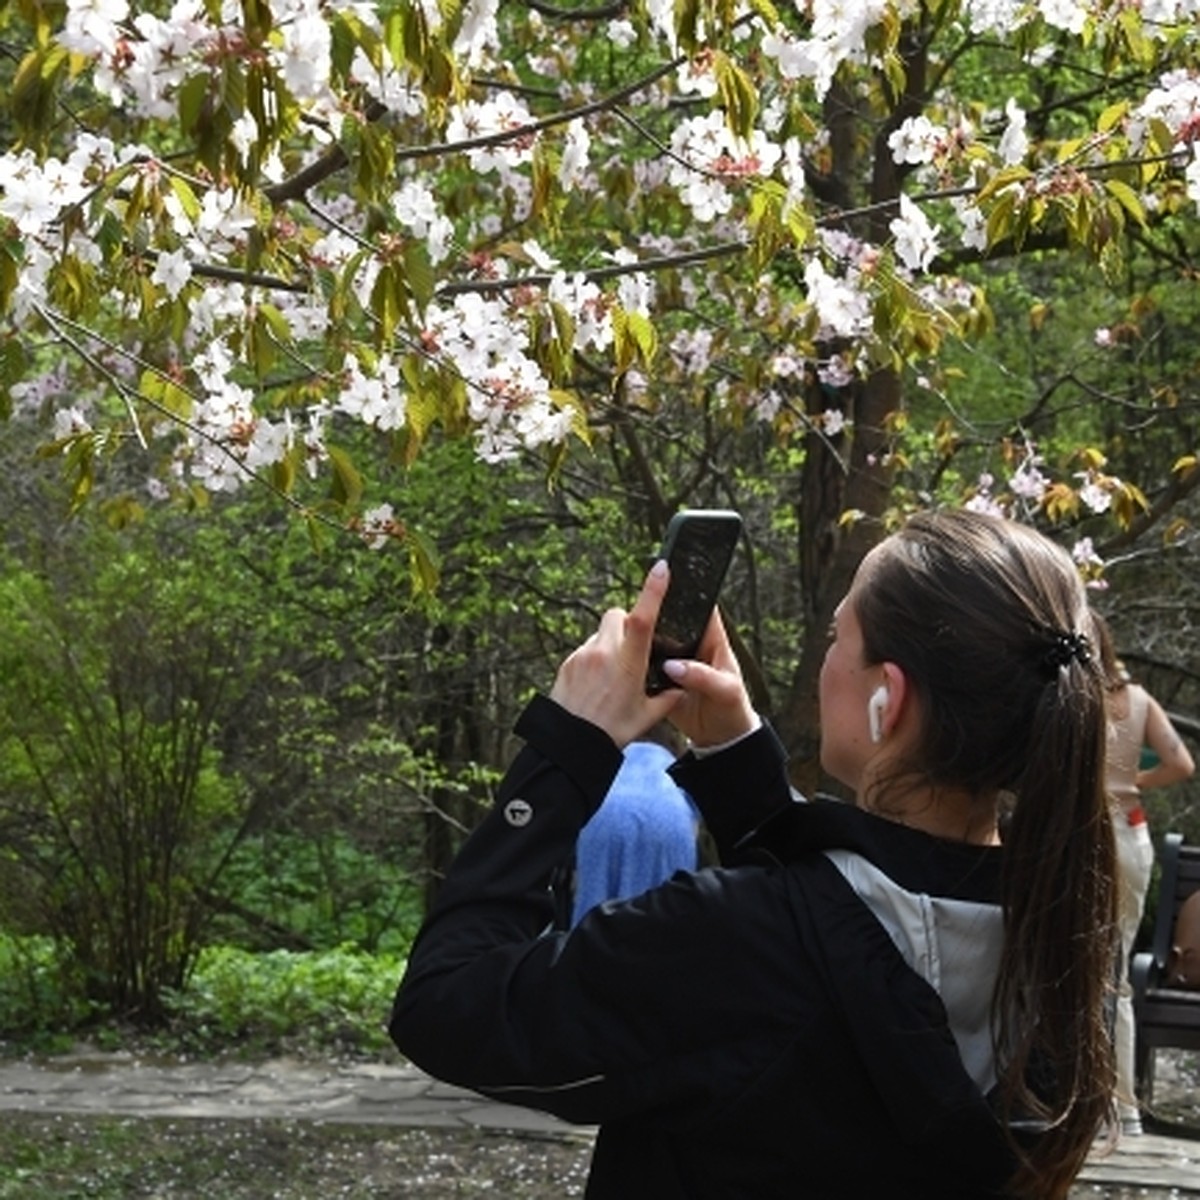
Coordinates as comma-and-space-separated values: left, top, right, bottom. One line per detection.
390, 697, 1018, 1198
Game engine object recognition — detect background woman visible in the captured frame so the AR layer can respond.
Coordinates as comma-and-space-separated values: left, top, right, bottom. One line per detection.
1092, 612, 1195, 1135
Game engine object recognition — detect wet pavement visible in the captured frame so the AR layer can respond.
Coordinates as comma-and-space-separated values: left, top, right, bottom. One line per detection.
0, 1049, 1195, 1192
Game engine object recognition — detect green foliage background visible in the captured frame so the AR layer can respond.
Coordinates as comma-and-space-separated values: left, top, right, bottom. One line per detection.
2, 0, 1200, 1051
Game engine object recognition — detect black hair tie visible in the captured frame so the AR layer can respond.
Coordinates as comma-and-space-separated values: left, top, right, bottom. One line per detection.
1043, 630, 1092, 672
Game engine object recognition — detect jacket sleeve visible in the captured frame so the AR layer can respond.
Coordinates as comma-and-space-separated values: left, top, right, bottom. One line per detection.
668, 720, 806, 863
388, 697, 809, 1127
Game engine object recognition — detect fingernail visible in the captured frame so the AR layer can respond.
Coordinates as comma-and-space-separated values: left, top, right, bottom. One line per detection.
650, 559, 668, 578
662, 660, 686, 679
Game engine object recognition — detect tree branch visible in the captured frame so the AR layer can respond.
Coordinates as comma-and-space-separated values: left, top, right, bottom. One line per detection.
435, 238, 748, 296
263, 54, 683, 205
1098, 464, 1200, 555
523, 0, 628, 17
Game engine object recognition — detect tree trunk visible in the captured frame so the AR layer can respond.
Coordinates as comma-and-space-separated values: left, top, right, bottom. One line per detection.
779, 367, 900, 794
775, 23, 928, 794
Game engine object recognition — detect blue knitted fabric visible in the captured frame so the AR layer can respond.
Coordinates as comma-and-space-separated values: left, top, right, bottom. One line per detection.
570, 740, 699, 927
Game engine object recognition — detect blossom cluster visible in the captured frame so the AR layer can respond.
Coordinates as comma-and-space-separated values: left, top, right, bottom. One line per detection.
964, 443, 1133, 581
2, 0, 1196, 536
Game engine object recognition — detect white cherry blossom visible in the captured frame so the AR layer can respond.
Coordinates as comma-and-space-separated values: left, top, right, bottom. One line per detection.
965, 0, 1028, 35
888, 116, 945, 165
359, 503, 401, 550
804, 260, 871, 339
559, 120, 591, 190
890, 194, 941, 272
998, 99, 1030, 165
275, 5, 333, 100
607, 19, 637, 48
151, 249, 193, 300
446, 94, 538, 173
60, 0, 128, 56
1038, 0, 1088, 34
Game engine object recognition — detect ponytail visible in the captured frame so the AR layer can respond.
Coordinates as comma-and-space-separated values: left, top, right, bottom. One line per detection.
993, 653, 1117, 1198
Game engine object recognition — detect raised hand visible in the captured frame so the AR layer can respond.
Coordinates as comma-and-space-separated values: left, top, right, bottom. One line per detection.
548, 561, 681, 746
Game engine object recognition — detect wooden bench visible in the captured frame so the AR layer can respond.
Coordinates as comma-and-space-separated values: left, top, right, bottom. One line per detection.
1132, 832, 1200, 1105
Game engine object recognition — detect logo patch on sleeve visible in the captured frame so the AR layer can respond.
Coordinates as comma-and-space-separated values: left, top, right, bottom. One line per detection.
503, 798, 533, 827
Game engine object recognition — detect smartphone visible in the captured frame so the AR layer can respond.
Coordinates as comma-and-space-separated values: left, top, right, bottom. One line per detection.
646, 509, 743, 694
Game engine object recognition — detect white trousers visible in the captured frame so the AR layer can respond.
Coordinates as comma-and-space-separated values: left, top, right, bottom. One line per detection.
1113, 811, 1155, 1118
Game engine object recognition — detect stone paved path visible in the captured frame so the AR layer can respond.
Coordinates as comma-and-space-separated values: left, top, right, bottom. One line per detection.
0, 1050, 1195, 1192
0, 1054, 580, 1136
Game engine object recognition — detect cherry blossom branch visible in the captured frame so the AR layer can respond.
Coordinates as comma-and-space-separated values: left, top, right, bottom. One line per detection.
435, 239, 747, 296
522, 0, 628, 18
393, 57, 681, 161
613, 105, 718, 178
263, 99, 389, 204
36, 304, 148, 451
37, 307, 353, 539
180, 257, 310, 293
263, 55, 684, 205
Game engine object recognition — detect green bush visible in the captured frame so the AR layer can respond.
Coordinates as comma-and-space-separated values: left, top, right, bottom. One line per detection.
0, 935, 99, 1046
0, 934, 406, 1060
216, 832, 425, 956
159, 943, 406, 1058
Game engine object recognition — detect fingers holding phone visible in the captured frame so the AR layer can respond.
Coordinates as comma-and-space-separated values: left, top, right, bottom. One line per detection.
548, 509, 750, 748
549, 560, 681, 745
661, 608, 758, 748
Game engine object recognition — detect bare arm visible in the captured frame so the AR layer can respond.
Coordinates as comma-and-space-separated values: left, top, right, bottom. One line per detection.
1137, 692, 1196, 790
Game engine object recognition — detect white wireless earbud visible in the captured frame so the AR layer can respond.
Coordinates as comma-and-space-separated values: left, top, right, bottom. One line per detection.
867, 685, 889, 744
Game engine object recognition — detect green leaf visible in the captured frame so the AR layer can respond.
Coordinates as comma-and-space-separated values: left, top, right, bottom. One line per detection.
139, 370, 195, 420
984, 187, 1020, 249
676, 0, 703, 51
626, 311, 658, 365
326, 445, 364, 507
1097, 100, 1129, 133
63, 434, 97, 514
976, 166, 1032, 204
407, 527, 441, 597
11, 44, 68, 143
178, 73, 211, 139
271, 449, 298, 496
240, 0, 274, 39
0, 338, 23, 419
1104, 179, 1147, 229
746, 0, 781, 26
329, 11, 364, 81
611, 308, 634, 375
304, 510, 328, 552
402, 241, 436, 310
168, 176, 203, 225
369, 263, 411, 344
550, 389, 590, 445
0, 245, 21, 320
715, 54, 758, 141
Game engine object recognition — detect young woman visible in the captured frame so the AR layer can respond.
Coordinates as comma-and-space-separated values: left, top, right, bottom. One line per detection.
1092, 612, 1194, 1135
390, 510, 1117, 1199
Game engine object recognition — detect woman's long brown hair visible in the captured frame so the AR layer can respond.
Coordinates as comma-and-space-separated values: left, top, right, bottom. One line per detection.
855, 510, 1117, 1199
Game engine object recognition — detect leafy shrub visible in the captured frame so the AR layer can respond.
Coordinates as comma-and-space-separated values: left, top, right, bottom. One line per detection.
0, 934, 100, 1046
0, 935, 405, 1060
159, 943, 406, 1058
0, 552, 263, 1021
216, 832, 425, 956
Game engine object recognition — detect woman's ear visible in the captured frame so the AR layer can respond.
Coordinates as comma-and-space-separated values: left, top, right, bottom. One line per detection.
873, 662, 908, 743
